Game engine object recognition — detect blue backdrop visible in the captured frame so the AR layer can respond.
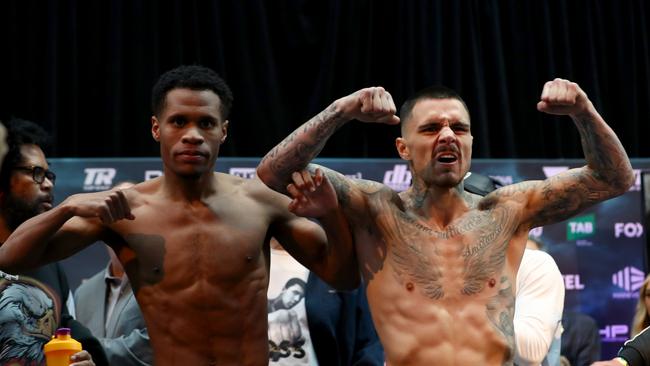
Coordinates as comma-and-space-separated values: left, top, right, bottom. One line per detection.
49, 157, 650, 359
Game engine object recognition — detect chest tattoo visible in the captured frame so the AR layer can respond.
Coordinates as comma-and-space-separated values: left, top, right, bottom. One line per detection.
377, 205, 518, 300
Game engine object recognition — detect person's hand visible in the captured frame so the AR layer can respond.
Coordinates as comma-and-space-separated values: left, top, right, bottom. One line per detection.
63, 190, 135, 224
335, 87, 400, 125
268, 309, 304, 345
286, 169, 338, 218
70, 350, 95, 366
537, 78, 593, 117
591, 358, 627, 366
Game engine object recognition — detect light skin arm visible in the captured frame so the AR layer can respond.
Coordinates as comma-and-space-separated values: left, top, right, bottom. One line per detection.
481, 78, 635, 231
257, 88, 399, 287
257, 86, 399, 196
0, 189, 134, 272
591, 359, 627, 366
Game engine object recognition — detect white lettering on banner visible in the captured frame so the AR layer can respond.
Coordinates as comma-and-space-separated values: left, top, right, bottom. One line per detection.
563, 274, 585, 290
568, 221, 593, 235
345, 172, 363, 179
144, 170, 163, 180
600, 324, 629, 342
630, 169, 641, 191
542, 166, 570, 178
383, 165, 411, 191
615, 222, 644, 238
228, 167, 256, 179
83, 168, 116, 191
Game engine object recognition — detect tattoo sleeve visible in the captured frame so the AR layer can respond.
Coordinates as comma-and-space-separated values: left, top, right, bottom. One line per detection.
572, 112, 633, 192
258, 103, 348, 193
489, 109, 635, 229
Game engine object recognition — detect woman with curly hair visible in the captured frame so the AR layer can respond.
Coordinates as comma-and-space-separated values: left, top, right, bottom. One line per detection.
632, 275, 650, 337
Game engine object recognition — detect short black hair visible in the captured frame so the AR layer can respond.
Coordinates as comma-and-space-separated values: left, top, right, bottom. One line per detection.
0, 118, 51, 193
151, 65, 234, 120
284, 278, 307, 292
399, 85, 470, 133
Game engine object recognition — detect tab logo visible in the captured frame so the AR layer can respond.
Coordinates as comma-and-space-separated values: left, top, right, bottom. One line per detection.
600, 324, 629, 342
144, 170, 162, 181
567, 214, 595, 241
83, 168, 116, 191
563, 274, 585, 290
615, 222, 644, 238
383, 165, 411, 191
229, 167, 256, 180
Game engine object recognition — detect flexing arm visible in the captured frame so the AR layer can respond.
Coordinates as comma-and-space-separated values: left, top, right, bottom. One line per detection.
482, 79, 634, 229
257, 87, 399, 195
0, 190, 133, 272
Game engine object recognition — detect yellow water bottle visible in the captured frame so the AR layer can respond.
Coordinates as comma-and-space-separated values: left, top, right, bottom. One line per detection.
43, 328, 82, 366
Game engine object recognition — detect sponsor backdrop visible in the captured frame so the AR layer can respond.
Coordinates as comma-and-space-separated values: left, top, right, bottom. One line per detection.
50, 157, 650, 359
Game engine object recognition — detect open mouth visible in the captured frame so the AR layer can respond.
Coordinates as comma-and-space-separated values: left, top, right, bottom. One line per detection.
437, 154, 458, 164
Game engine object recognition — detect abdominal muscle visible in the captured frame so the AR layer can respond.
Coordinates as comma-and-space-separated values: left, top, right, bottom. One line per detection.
135, 263, 270, 366
366, 266, 512, 366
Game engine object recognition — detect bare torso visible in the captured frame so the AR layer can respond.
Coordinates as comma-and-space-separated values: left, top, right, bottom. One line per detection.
353, 188, 526, 366
107, 174, 276, 366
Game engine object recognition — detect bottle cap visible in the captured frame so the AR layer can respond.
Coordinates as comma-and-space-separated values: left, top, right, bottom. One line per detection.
55, 328, 71, 336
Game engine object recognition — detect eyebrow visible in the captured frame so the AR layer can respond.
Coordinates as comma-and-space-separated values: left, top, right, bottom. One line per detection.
418, 120, 470, 130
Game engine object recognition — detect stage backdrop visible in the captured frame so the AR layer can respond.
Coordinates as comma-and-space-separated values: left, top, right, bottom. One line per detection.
50, 157, 650, 359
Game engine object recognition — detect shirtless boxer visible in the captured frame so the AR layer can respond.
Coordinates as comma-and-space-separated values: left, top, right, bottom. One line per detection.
0, 65, 356, 366
257, 79, 634, 365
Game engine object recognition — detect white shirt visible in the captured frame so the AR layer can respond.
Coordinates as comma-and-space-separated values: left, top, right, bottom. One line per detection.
514, 249, 565, 366
104, 267, 128, 333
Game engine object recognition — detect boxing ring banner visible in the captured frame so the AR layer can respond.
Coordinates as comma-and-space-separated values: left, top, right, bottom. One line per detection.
49, 157, 650, 359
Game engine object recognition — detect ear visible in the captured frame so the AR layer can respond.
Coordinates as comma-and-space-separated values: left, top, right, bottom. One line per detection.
220, 120, 229, 144
395, 137, 411, 161
151, 116, 160, 142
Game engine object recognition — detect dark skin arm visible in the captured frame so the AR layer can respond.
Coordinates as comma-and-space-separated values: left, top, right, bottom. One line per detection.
258, 178, 360, 290
283, 168, 360, 288
0, 189, 132, 272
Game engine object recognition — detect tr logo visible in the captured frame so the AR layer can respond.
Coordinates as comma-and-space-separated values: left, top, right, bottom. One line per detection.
83, 168, 116, 191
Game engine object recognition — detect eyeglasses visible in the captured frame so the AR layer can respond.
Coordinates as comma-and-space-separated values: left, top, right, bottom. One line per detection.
13, 166, 56, 184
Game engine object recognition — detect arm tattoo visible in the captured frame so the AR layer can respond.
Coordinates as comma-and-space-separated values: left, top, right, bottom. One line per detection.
574, 114, 631, 191
260, 103, 346, 185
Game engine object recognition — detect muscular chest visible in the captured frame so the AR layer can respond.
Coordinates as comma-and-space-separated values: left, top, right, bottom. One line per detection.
361, 204, 519, 300
112, 197, 271, 288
